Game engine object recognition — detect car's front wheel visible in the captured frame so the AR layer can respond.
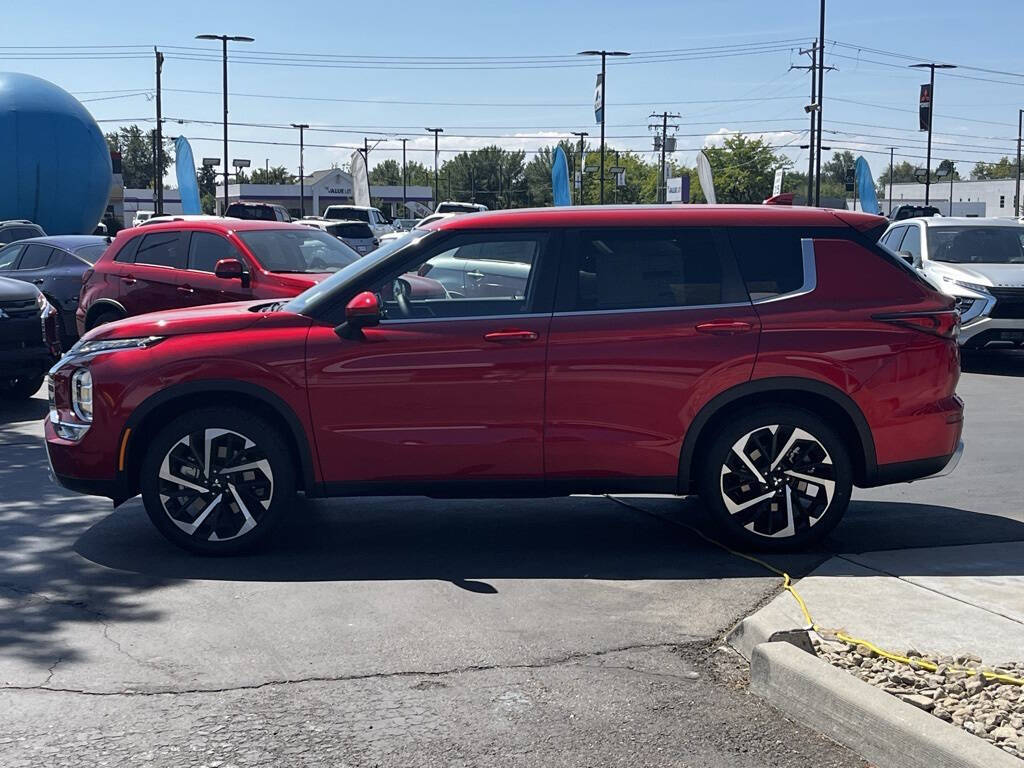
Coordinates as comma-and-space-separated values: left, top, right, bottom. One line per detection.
697, 407, 852, 551
140, 407, 296, 554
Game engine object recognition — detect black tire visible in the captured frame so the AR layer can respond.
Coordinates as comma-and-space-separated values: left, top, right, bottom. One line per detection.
696, 406, 852, 552
140, 407, 296, 555
0, 374, 45, 401
87, 309, 123, 331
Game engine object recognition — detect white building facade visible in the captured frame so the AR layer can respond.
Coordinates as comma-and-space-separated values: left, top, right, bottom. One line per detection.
882, 178, 1020, 217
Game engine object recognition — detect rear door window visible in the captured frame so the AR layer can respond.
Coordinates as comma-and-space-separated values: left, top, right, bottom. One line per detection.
16, 244, 53, 270
187, 231, 245, 273
561, 228, 742, 311
727, 228, 807, 300
135, 231, 185, 269
899, 225, 922, 260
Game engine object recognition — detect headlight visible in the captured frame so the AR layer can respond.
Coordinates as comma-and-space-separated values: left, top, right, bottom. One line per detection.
72, 369, 93, 422
66, 335, 164, 359
942, 277, 992, 296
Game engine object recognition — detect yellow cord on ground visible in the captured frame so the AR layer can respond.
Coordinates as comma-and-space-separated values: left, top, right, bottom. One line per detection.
604, 495, 1024, 687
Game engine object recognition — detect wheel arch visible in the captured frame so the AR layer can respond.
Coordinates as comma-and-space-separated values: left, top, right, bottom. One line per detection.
120, 380, 318, 500
85, 299, 127, 329
677, 377, 877, 493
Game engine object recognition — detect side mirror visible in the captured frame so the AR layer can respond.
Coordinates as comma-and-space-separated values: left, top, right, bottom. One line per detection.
214, 258, 244, 280
335, 291, 380, 339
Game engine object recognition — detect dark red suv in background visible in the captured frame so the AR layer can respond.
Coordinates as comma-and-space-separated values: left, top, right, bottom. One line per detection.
76, 219, 360, 334
48, 206, 963, 554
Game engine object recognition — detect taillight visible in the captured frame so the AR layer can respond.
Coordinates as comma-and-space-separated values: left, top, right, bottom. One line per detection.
874, 310, 959, 339
82, 269, 94, 284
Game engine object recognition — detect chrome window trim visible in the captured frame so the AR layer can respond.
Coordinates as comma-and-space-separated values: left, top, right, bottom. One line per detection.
552, 301, 752, 318
380, 312, 550, 325
751, 237, 817, 305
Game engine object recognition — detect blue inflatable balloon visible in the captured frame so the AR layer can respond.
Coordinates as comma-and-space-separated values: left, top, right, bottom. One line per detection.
0, 72, 112, 234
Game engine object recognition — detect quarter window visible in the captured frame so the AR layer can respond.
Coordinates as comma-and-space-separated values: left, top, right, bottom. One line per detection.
188, 232, 245, 273
0, 243, 24, 269
728, 228, 806, 300
135, 231, 185, 269
570, 228, 729, 311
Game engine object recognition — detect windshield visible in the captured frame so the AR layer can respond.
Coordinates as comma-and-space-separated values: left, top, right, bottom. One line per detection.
73, 243, 108, 263
238, 229, 360, 273
928, 226, 1024, 264
325, 207, 370, 223
284, 230, 425, 314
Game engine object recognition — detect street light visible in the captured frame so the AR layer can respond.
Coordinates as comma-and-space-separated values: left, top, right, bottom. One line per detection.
936, 162, 954, 215
196, 33, 254, 213
291, 123, 309, 217
1016, 109, 1023, 218
910, 62, 957, 205
577, 49, 630, 204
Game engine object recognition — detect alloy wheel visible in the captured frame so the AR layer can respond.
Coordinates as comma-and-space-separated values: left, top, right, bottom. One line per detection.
158, 428, 274, 542
719, 424, 836, 539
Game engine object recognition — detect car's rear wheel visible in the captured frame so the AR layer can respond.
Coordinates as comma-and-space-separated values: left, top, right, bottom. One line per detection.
696, 407, 852, 551
0, 374, 44, 401
140, 408, 296, 555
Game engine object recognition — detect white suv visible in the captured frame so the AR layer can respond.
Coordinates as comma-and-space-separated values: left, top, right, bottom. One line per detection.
881, 217, 1024, 349
322, 205, 395, 239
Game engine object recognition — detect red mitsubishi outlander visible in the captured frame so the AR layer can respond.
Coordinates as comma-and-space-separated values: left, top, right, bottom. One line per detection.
47, 206, 964, 554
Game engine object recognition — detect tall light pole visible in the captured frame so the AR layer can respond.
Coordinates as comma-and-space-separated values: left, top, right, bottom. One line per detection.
291, 123, 308, 217
399, 138, 408, 215
425, 128, 443, 205
570, 131, 588, 205
154, 47, 164, 215
910, 62, 957, 205
1016, 108, 1023, 217
888, 147, 896, 214
196, 33, 254, 213
578, 49, 630, 204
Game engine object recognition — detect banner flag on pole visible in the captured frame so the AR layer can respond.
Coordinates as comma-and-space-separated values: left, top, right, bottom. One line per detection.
350, 150, 370, 207
919, 84, 932, 132
697, 150, 716, 205
855, 156, 880, 214
593, 73, 604, 124
175, 136, 201, 214
551, 146, 571, 206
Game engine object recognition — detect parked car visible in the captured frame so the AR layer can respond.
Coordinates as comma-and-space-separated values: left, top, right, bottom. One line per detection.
224, 201, 291, 222
139, 215, 234, 227
296, 217, 378, 255
880, 216, 1024, 349
0, 235, 110, 346
132, 211, 155, 228
0, 220, 46, 245
322, 205, 395, 238
435, 201, 488, 214
0, 276, 60, 400
377, 213, 459, 245
47, 205, 963, 555
76, 220, 360, 335
888, 204, 940, 221
393, 218, 420, 232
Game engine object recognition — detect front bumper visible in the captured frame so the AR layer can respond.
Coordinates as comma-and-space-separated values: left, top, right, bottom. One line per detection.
959, 317, 1024, 348
44, 418, 132, 503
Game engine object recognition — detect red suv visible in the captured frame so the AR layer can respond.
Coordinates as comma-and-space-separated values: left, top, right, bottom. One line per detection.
47, 206, 964, 554
76, 219, 360, 334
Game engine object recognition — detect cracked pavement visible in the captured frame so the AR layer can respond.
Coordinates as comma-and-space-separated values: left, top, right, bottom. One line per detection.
2, 352, 1022, 766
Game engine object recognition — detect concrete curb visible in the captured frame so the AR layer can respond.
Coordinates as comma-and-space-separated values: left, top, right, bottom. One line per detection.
750, 642, 1022, 768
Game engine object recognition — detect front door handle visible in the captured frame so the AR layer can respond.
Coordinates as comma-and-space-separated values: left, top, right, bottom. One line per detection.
121, 275, 137, 285
467, 270, 484, 280
177, 285, 195, 294
695, 319, 755, 335
32, 278, 45, 285
484, 329, 539, 343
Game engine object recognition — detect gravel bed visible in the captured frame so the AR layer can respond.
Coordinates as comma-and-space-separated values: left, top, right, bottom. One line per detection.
813, 636, 1024, 760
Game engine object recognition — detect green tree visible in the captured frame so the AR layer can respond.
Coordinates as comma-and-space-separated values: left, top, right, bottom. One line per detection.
972, 156, 1019, 180
369, 159, 402, 185
197, 164, 218, 214
250, 165, 294, 184
105, 125, 174, 189
200, 192, 217, 215
693, 135, 791, 203
439, 146, 527, 209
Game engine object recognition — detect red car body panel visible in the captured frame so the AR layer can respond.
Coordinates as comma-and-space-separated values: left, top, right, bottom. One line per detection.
47, 205, 964, 508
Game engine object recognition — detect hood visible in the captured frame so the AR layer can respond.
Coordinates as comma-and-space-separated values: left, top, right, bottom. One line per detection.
924, 261, 1024, 289
81, 300, 272, 342
0, 275, 42, 302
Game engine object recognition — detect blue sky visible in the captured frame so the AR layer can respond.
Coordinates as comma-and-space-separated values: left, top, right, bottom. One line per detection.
4, 0, 1023, 183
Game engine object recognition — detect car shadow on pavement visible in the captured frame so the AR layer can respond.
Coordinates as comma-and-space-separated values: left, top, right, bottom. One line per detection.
0, 396, 48, 424
74, 494, 1024, 586
960, 350, 1024, 377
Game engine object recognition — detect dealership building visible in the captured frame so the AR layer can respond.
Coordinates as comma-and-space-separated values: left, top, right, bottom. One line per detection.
880, 178, 1021, 217
215, 168, 434, 218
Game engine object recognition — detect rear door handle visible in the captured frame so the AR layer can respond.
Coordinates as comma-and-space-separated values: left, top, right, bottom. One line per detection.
695, 319, 755, 335
484, 329, 539, 343
32, 278, 45, 285
177, 285, 195, 294
121, 275, 137, 285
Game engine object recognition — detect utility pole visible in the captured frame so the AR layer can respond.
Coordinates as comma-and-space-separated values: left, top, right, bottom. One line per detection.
792, 41, 818, 205
400, 138, 408, 215
291, 123, 308, 217
151, 128, 158, 197
1016, 108, 1023, 217
910, 61, 957, 205
154, 48, 164, 215
649, 112, 680, 204
570, 131, 588, 205
888, 147, 896, 214
949, 161, 955, 215
195, 34, 254, 213
814, 1, 825, 206
425, 128, 443, 205
578, 50, 630, 204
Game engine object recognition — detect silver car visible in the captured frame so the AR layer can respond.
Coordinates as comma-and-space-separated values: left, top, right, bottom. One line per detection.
297, 218, 378, 255
880, 216, 1024, 349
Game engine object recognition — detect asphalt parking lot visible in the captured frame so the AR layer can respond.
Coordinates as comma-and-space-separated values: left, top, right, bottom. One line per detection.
1, 351, 1022, 767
